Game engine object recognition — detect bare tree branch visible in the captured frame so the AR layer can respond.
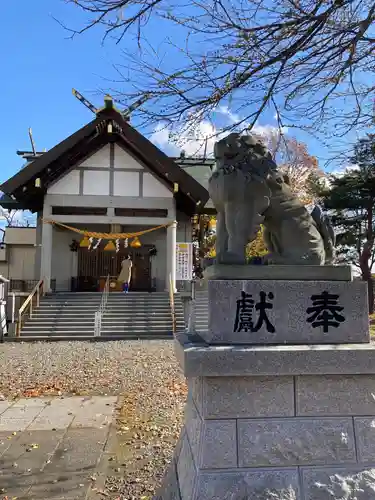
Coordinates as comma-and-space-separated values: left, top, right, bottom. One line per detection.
66, 0, 375, 139
0, 207, 34, 242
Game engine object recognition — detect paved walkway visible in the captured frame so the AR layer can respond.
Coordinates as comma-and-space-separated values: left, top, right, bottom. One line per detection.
0, 396, 118, 499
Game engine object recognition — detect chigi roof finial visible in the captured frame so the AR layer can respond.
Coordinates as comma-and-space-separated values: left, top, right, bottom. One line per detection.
104, 94, 113, 109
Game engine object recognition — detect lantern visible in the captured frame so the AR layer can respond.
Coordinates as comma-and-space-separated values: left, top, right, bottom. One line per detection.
130, 237, 142, 248
79, 236, 90, 248
104, 240, 116, 251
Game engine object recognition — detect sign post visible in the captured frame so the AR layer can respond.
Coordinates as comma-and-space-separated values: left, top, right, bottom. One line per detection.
176, 243, 193, 281
176, 243, 195, 333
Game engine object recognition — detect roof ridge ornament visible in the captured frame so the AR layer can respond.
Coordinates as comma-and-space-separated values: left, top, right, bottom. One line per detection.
72, 88, 148, 122
96, 94, 122, 116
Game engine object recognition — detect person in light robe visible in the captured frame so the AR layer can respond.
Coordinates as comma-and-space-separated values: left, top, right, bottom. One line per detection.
118, 255, 132, 293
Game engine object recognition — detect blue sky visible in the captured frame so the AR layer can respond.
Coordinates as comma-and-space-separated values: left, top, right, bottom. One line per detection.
0, 1, 357, 186
0, 1, 123, 184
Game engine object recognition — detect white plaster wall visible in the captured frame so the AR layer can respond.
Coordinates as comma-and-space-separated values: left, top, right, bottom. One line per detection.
0, 246, 37, 280
114, 145, 144, 170
0, 262, 7, 279
143, 173, 172, 198
83, 170, 110, 196
4, 227, 37, 245
113, 171, 140, 197
0, 248, 6, 262
51, 228, 75, 291
47, 170, 80, 195
46, 141, 174, 200
34, 214, 42, 279
79, 144, 110, 168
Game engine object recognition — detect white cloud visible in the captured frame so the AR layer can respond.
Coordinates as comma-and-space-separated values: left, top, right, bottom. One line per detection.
150, 124, 180, 155
329, 163, 360, 178
150, 106, 288, 158
216, 106, 242, 125
151, 120, 224, 157
216, 106, 288, 136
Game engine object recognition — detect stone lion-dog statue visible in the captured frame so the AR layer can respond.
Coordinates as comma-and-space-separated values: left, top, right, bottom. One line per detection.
208, 132, 335, 265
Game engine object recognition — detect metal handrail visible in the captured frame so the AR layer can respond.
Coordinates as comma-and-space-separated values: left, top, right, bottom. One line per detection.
17, 279, 44, 337
0, 312, 6, 343
187, 279, 196, 333
94, 274, 110, 337
169, 273, 177, 336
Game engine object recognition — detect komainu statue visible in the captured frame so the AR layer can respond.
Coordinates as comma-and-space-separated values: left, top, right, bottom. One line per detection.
208, 132, 335, 265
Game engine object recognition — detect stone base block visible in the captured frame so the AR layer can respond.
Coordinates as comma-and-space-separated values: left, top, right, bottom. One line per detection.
156, 339, 375, 499
157, 369, 375, 498
207, 279, 369, 344
157, 463, 375, 499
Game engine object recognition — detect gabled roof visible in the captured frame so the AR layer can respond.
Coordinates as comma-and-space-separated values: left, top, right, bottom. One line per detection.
0, 104, 209, 215
179, 163, 216, 213
0, 193, 24, 210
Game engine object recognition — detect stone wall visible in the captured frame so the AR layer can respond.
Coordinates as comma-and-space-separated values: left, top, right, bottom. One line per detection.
158, 351, 375, 499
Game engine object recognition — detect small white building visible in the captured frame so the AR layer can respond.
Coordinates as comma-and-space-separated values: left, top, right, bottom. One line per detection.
0, 99, 212, 293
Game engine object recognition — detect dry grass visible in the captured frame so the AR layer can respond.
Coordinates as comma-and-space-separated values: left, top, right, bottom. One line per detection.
0, 341, 187, 499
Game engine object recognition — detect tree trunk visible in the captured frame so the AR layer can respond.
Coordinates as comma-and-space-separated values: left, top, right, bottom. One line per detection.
360, 240, 374, 314
365, 205, 374, 314
367, 276, 374, 315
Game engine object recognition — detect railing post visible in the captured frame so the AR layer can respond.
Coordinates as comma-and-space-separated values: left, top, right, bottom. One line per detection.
37, 286, 40, 307
94, 274, 109, 337
11, 293, 16, 324
17, 312, 21, 337
16, 279, 44, 338
169, 273, 176, 335
188, 279, 196, 333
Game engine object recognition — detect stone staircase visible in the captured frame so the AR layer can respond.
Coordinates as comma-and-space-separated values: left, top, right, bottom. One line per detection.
18, 292, 186, 339
193, 291, 209, 335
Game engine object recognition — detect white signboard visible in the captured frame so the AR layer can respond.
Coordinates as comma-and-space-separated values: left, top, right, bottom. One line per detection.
176, 242, 193, 281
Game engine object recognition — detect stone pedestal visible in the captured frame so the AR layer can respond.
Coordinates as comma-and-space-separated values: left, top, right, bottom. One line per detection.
156, 267, 375, 499
157, 338, 375, 500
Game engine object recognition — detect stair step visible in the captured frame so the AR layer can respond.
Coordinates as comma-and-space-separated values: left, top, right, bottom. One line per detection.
21, 328, 175, 334
40, 306, 174, 310
10, 334, 174, 341
19, 291, 210, 338
32, 312, 179, 318
30, 316, 185, 322
40, 302, 173, 307
24, 321, 183, 330
36, 305, 179, 310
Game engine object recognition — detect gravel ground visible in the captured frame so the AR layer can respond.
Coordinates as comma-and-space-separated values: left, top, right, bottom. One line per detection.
0, 341, 187, 499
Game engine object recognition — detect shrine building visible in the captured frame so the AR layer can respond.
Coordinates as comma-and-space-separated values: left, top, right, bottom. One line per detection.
0, 97, 214, 293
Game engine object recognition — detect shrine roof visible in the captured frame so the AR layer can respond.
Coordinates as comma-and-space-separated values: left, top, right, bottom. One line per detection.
0, 104, 210, 216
